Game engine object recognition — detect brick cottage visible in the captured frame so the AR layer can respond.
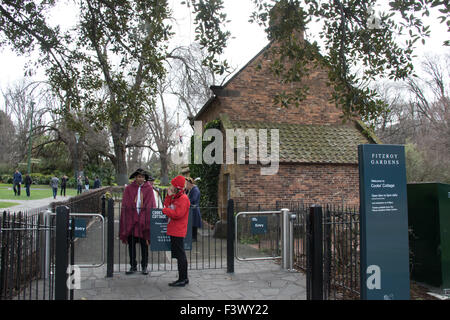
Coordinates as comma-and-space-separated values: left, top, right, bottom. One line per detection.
190, 38, 379, 216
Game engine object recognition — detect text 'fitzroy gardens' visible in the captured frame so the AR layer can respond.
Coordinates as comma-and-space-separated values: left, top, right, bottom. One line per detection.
171, 121, 280, 176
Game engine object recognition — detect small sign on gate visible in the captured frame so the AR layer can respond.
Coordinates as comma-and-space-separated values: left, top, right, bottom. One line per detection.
251, 216, 268, 235
68, 218, 87, 238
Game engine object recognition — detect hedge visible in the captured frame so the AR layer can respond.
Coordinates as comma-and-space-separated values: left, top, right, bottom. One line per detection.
189, 119, 222, 224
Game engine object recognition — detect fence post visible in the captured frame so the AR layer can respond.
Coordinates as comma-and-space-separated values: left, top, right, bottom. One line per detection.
106, 198, 114, 278
0, 211, 7, 299
281, 208, 294, 270
55, 206, 70, 300
227, 199, 234, 273
69, 216, 75, 300
101, 194, 106, 217
306, 205, 323, 300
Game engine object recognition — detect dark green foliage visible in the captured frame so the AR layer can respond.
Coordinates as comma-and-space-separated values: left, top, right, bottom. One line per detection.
189, 119, 221, 224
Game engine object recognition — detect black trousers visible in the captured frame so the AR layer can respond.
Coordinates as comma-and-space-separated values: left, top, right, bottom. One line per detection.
60, 185, 66, 196
13, 182, 21, 196
170, 236, 188, 281
127, 235, 148, 269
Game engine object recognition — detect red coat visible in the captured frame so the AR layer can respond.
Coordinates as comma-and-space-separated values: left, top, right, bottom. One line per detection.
119, 181, 156, 242
162, 190, 190, 238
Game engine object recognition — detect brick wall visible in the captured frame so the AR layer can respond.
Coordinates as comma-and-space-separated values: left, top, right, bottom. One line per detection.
197, 42, 344, 127
217, 162, 360, 218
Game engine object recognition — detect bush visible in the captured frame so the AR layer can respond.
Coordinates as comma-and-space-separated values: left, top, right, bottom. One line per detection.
189, 119, 221, 224
0, 174, 13, 184
30, 173, 52, 185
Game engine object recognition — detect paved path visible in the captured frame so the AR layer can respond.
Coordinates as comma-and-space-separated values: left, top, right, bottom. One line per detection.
0, 195, 72, 212
74, 260, 307, 300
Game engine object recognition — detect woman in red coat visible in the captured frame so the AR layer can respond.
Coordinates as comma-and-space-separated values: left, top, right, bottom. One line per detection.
163, 175, 190, 286
119, 168, 156, 275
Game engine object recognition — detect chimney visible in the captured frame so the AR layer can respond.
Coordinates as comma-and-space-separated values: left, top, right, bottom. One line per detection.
267, 0, 305, 43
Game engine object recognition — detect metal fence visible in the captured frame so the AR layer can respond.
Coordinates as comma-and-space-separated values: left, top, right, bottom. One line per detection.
276, 201, 361, 300
111, 194, 228, 273
0, 210, 56, 300
0, 189, 109, 300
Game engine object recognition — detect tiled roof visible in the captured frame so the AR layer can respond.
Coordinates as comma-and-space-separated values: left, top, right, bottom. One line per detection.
221, 119, 375, 164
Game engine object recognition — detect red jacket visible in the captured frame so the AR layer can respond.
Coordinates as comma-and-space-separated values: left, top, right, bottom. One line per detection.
163, 190, 190, 238
119, 181, 156, 242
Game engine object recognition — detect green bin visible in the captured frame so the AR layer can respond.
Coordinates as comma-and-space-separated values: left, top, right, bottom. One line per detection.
407, 183, 450, 288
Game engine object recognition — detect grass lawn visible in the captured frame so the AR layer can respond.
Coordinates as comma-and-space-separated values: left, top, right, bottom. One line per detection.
0, 201, 20, 208
0, 184, 78, 200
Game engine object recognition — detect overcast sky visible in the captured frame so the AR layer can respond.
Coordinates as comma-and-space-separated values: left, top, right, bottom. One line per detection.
0, 0, 448, 139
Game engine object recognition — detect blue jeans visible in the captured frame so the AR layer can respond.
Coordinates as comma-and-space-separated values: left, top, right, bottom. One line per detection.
52, 187, 57, 199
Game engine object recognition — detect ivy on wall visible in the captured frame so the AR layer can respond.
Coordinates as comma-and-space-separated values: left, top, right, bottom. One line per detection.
189, 119, 221, 224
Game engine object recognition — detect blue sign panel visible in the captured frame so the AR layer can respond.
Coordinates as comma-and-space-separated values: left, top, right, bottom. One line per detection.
251, 216, 268, 235
68, 218, 87, 238
358, 144, 410, 300
150, 208, 171, 251
150, 208, 192, 251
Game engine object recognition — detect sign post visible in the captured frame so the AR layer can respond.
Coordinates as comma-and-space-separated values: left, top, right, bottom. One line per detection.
358, 144, 410, 300
150, 208, 192, 251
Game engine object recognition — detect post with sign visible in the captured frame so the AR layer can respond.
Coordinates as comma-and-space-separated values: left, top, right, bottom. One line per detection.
358, 144, 410, 300
55, 206, 69, 300
150, 208, 192, 252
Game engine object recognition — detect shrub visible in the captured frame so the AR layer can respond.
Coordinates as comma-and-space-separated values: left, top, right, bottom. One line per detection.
189, 119, 221, 225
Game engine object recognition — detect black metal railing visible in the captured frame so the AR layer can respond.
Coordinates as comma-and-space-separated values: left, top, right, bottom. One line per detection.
113, 201, 228, 273
0, 210, 56, 300
276, 201, 361, 300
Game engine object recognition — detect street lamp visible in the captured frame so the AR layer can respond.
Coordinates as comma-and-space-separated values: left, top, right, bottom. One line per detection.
74, 132, 80, 185
26, 101, 35, 174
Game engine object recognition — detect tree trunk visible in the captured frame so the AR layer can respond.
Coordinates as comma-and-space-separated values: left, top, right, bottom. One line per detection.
160, 151, 169, 185
111, 122, 129, 186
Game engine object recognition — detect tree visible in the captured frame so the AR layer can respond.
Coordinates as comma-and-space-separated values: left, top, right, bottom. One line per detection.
1, 0, 448, 183
375, 53, 450, 183
0, 0, 231, 185
168, 43, 233, 119
0, 110, 15, 165
145, 79, 178, 185
249, 0, 449, 122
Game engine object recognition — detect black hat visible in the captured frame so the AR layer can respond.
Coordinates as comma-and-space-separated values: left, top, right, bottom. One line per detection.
129, 168, 154, 181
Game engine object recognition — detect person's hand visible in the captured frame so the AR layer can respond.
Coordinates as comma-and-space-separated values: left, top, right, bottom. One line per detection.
146, 240, 150, 246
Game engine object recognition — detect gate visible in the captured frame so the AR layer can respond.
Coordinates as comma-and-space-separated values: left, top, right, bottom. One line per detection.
0, 199, 107, 301
0, 209, 56, 300
109, 190, 228, 273
234, 209, 296, 270
276, 201, 361, 300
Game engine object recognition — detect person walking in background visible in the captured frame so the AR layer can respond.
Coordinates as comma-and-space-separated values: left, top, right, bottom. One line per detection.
60, 175, 67, 196
84, 175, 90, 191
93, 176, 101, 189
13, 169, 22, 196
77, 175, 83, 194
163, 175, 190, 287
119, 168, 156, 276
50, 174, 59, 199
185, 177, 202, 242
24, 173, 32, 197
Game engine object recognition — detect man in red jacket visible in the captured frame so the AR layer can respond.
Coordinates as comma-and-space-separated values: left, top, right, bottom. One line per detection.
163, 175, 190, 287
119, 168, 156, 275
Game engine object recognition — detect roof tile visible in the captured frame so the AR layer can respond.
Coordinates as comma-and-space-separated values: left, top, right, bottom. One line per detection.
222, 120, 374, 164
